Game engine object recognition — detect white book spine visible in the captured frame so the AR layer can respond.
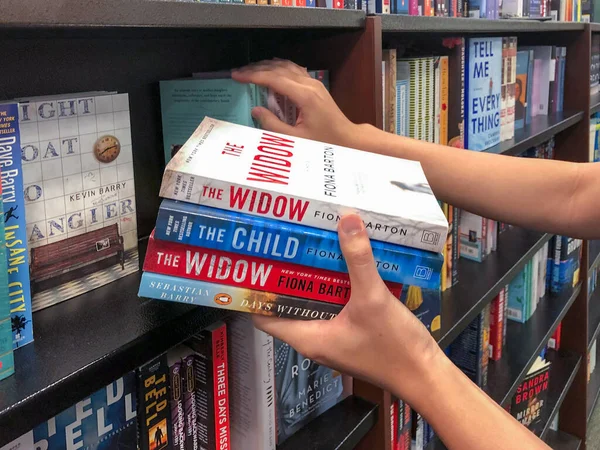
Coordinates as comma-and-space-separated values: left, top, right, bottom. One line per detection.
160, 118, 448, 252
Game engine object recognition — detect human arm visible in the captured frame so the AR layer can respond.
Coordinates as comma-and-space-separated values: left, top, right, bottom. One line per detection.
231, 60, 600, 240
253, 213, 551, 450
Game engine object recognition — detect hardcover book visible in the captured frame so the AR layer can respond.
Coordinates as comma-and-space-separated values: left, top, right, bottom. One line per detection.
143, 231, 404, 305
0, 102, 33, 349
159, 117, 448, 253
33, 371, 137, 449
153, 199, 443, 289
464, 37, 502, 151
0, 175, 15, 381
510, 354, 551, 434
16, 92, 139, 312
274, 338, 349, 444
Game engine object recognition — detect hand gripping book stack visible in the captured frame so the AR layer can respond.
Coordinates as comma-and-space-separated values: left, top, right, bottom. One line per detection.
138, 116, 448, 332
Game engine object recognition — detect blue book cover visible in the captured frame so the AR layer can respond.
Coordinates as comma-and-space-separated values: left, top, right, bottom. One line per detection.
396, 80, 409, 137
33, 371, 137, 449
507, 264, 528, 323
464, 37, 502, 151
0, 184, 14, 381
515, 51, 529, 131
154, 199, 443, 289
395, 0, 410, 13
551, 236, 582, 294
0, 102, 33, 350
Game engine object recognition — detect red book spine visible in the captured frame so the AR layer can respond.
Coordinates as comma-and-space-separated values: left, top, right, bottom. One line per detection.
144, 233, 404, 305
489, 292, 504, 361
213, 324, 230, 450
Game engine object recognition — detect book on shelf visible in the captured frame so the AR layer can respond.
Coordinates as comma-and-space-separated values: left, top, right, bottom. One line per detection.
12, 91, 139, 312
0, 170, 14, 381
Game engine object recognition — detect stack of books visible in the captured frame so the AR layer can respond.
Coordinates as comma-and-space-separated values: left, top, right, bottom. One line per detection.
138, 115, 448, 332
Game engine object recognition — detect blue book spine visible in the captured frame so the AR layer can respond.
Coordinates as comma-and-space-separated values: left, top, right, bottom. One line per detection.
138, 271, 343, 321
33, 371, 137, 449
558, 47, 566, 112
506, 266, 527, 323
1, 103, 33, 350
395, 0, 410, 13
464, 37, 502, 151
154, 199, 443, 289
0, 189, 14, 380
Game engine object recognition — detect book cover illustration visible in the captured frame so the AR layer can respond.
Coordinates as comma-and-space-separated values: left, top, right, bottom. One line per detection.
143, 231, 404, 304
515, 50, 529, 130
154, 199, 443, 289
0, 172, 15, 381
16, 92, 139, 312
464, 37, 502, 151
510, 354, 551, 434
274, 338, 346, 444
33, 371, 137, 450
159, 117, 448, 252
0, 102, 33, 349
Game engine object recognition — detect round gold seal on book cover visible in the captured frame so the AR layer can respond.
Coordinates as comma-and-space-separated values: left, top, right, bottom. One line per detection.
93, 134, 121, 163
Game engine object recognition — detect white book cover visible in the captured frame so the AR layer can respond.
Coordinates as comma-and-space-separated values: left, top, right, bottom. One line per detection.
16, 92, 138, 311
226, 313, 275, 450
160, 117, 448, 252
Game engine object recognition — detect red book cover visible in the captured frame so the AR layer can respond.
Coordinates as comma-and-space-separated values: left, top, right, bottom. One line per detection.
213, 323, 230, 450
489, 292, 504, 361
144, 232, 404, 305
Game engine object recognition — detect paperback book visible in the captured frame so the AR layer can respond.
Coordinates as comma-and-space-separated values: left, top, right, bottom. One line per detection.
159, 117, 448, 252
16, 91, 139, 311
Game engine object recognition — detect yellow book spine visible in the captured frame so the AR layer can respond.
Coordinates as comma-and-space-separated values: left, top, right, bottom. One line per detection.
439, 55, 449, 146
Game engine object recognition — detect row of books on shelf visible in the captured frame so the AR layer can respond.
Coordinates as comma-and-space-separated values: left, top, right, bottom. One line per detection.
181, 0, 590, 21
590, 112, 600, 162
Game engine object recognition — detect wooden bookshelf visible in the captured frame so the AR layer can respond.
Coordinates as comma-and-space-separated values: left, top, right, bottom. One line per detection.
0, 4, 599, 450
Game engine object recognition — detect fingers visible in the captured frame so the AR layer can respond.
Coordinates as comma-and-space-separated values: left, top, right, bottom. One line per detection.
251, 106, 299, 136
251, 314, 328, 361
338, 214, 387, 297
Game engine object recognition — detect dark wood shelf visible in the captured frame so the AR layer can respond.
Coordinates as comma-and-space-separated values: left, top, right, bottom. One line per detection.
589, 240, 600, 269
433, 228, 552, 349
0, 271, 229, 446
379, 14, 585, 32
587, 340, 600, 423
543, 429, 582, 450
0, 0, 365, 30
483, 111, 584, 156
277, 396, 378, 450
591, 92, 600, 114
486, 286, 581, 406
589, 287, 600, 350
591, 23, 600, 33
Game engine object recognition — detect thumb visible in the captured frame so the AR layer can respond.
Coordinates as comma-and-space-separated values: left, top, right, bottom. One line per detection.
338, 214, 386, 296
251, 106, 297, 135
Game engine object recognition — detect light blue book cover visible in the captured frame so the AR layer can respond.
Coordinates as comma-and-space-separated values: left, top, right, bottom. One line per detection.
33, 371, 137, 449
159, 78, 256, 165
154, 199, 443, 289
464, 37, 502, 151
395, 80, 409, 137
507, 264, 528, 323
0, 102, 33, 350
0, 188, 15, 380
515, 51, 529, 131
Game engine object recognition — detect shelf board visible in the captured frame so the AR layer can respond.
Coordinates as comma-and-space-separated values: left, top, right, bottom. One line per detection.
278, 396, 378, 450
485, 286, 581, 406
591, 23, 600, 33
591, 92, 600, 114
589, 240, 600, 270
482, 111, 584, 157
0, 272, 229, 446
589, 287, 600, 350
379, 14, 586, 33
433, 228, 552, 349
587, 343, 600, 423
0, 0, 365, 30
543, 430, 582, 450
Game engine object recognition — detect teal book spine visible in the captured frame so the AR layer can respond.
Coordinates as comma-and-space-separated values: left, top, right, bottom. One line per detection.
0, 175, 15, 380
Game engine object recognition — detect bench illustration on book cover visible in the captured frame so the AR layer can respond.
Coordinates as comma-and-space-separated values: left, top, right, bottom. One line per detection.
16, 92, 139, 311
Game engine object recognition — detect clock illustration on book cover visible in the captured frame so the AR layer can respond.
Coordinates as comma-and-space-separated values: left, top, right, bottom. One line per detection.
93, 135, 121, 163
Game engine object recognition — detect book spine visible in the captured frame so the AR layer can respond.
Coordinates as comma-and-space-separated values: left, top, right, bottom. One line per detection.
138, 353, 173, 450
2, 103, 33, 350
143, 233, 403, 304
0, 179, 14, 381
154, 201, 442, 289
159, 167, 447, 253
212, 323, 230, 450
138, 271, 343, 321
171, 359, 186, 450
183, 355, 199, 450
439, 56, 449, 146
